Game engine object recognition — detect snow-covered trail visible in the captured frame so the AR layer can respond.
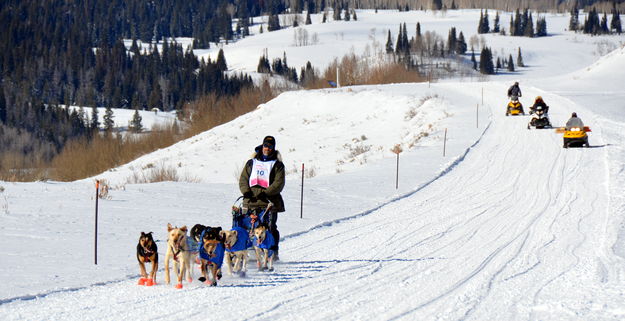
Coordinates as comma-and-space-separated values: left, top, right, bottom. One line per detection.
2, 83, 623, 320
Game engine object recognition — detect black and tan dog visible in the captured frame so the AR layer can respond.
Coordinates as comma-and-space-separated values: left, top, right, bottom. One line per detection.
136, 232, 158, 286
190, 224, 207, 244
197, 226, 225, 286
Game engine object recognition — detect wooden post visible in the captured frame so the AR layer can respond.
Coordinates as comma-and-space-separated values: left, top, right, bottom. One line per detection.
300, 163, 304, 219
391, 144, 403, 189
476, 103, 479, 128
481, 87, 484, 105
395, 153, 399, 189
443, 128, 448, 157
95, 180, 99, 265
336, 66, 340, 88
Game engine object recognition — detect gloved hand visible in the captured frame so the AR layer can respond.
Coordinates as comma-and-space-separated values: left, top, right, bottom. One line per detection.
243, 191, 254, 199
257, 192, 268, 200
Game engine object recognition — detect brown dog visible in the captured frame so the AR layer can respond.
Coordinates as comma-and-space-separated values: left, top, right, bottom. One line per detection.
222, 228, 249, 277
164, 223, 194, 289
197, 226, 225, 286
253, 225, 275, 272
136, 232, 158, 286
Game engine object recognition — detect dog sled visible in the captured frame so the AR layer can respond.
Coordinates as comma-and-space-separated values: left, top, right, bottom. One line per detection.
231, 196, 277, 271
231, 196, 272, 239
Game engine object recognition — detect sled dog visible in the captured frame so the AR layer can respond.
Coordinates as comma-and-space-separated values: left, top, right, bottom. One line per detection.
164, 223, 194, 289
253, 224, 275, 272
197, 226, 225, 286
223, 227, 250, 276
136, 232, 158, 286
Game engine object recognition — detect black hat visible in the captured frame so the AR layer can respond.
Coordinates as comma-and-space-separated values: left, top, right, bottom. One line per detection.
572, 112, 577, 117
262, 136, 276, 149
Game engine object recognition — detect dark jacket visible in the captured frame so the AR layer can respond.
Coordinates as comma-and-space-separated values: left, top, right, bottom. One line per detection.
239, 146, 286, 212
507, 85, 522, 98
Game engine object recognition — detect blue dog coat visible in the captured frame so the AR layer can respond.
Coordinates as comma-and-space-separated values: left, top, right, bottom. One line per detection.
226, 227, 251, 252
198, 231, 225, 268
253, 231, 275, 258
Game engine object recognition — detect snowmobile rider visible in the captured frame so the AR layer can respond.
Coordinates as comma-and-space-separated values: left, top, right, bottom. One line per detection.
530, 96, 549, 114
507, 82, 522, 101
565, 112, 584, 130
239, 135, 285, 260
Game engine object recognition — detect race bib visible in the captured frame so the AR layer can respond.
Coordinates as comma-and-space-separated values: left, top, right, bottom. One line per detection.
249, 159, 276, 188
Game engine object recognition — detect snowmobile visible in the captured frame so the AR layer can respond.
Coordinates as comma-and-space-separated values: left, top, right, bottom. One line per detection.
527, 105, 552, 129
556, 126, 591, 148
506, 99, 525, 116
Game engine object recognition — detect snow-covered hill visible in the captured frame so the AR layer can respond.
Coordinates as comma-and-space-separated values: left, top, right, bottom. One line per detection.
1, 9, 625, 321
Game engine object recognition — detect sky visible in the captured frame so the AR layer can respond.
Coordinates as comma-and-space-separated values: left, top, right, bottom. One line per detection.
1, 9, 625, 321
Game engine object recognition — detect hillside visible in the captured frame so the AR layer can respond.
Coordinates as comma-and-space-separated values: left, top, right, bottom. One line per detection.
1, 9, 625, 320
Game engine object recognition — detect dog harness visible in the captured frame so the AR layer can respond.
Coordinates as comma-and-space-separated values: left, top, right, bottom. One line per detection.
253, 231, 275, 257
142, 247, 156, 263
198, 231, 225, 268
226, 227, 251, 252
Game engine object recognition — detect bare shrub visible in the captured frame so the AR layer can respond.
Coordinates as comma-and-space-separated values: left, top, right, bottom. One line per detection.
305, 165, 317, 178
317, 53, 425, 89
97, 179, 111, 199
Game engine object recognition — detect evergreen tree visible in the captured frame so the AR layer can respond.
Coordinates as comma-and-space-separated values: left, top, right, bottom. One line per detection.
268, 14, 281, 31
395, 24, 403, 55
478, 10, 485, 34
494, 12, 501, 33
129, 109, 143, 133
447, 27, 457, 55
344, 8, 351, 21
483, 9, 490, 33
535, 18, 544, 37
517, 47, 525, 67
334, 4, 341, 21
103, 106, 115, 132
306, 12, 312, 25
257, 54, 271, 73
508, 54, 515, 72
524, 12, 534, 37
457, 31, 467, 55
432, 0, 442, 10
386, 30, 394, 54
148, 81, 163, 110
0, 87, 6, 124
496, 57, 501, 72
353, 10, 358, 21
510, 16, 516, 36
402, 23, 410, 55
612, 9, 622, 34
479, 47, 495, 75
569, 2, 580, 31
90, 107, 100, 132
601, 13, 609, 34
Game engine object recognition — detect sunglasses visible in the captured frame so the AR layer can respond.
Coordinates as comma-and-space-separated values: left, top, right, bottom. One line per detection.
263, 143, 274, 149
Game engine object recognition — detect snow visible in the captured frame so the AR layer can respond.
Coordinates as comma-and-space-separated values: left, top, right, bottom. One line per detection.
2, 9, 625, 320
66, 106, 179, 132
